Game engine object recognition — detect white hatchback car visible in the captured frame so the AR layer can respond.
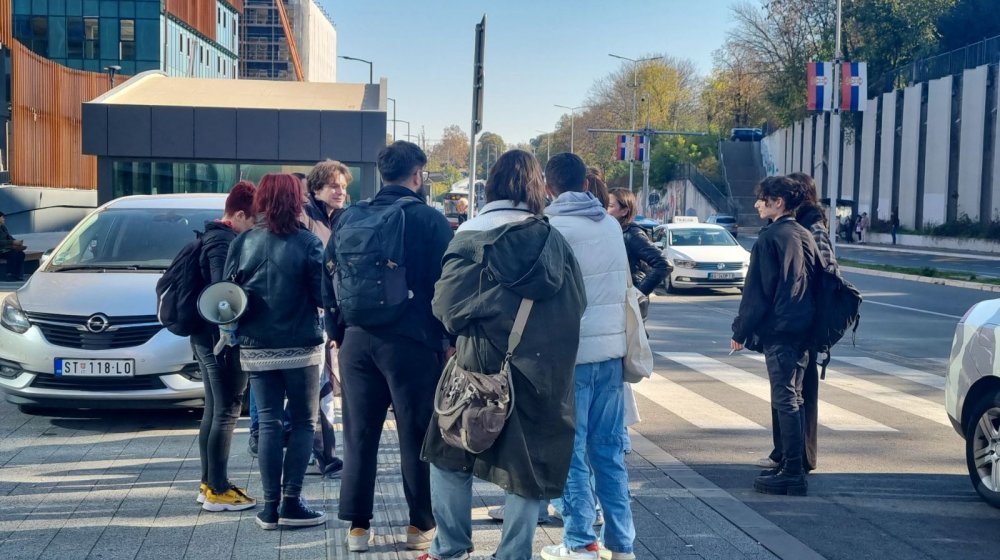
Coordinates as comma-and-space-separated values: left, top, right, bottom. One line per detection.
946, 298, 1000, 507
0, 194, 226, 413
652, 223, 750, 292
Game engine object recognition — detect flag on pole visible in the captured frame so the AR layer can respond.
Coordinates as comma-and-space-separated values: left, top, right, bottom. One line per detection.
806, 62, 834, 112
634, 135, 647, 162
616, 134, 629, 161
841, 62, 867, 112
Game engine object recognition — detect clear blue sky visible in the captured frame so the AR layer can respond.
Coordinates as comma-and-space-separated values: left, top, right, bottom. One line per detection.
322, 1, 738, 146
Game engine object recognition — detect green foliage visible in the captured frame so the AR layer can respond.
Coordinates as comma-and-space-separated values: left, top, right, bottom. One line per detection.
921, 214, 1000, 240
937, 0, 1000, 51
649, 135, 722, 185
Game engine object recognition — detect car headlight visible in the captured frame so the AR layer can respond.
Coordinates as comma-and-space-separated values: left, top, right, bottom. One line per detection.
1, 294, 30, 334
674, 260, 697, 269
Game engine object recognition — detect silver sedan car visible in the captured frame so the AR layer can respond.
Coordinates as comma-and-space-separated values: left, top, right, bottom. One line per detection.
946, 298, 1000, 507
0, 195, 227, 412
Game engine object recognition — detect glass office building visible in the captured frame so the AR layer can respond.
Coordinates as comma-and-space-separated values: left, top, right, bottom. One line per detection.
12, 0, 239, 78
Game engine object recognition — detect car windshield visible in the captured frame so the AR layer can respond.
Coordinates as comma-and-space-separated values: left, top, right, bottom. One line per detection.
669, 228, 737, 247
46, 207, 222, 271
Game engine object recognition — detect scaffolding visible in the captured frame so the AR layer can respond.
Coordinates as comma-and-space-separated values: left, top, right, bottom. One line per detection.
240, 0, 302, 81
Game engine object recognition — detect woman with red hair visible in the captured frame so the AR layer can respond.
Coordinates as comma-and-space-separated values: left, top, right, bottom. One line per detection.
224, 173, 326, 530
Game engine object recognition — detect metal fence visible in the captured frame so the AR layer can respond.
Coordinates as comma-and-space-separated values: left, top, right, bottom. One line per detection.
678, 163, 739, 216
873, 35, 1000, 94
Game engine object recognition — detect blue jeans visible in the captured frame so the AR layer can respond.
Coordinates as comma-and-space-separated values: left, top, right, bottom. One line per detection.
429, 465, 543, 560
561, 359, 634, 554
250, 366, 319, 503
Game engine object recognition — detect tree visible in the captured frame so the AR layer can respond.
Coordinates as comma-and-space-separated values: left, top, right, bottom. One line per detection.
429, 125, 469, 170
937, 0, 1000, 51
476, 132, 506, 177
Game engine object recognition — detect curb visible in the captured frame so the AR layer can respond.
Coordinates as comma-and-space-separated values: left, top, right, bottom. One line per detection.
841, 265, 1000, 293
629, 431, 825, 560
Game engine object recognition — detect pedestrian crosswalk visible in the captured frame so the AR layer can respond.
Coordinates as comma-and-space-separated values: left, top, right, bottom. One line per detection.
641, 351, 947, 434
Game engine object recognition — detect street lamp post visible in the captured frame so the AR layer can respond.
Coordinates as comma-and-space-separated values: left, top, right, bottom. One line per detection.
339, 55, 373, 84
103, 65, 121, 89
828, 0, 844, 251
609, 54, 663, 192
535, 130, 551, 161
554, 104, 584, 154
387, 97, 397, 141
391, 119, 411, 143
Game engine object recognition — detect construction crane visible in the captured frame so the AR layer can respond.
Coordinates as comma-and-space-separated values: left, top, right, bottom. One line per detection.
274, 0, 304, 81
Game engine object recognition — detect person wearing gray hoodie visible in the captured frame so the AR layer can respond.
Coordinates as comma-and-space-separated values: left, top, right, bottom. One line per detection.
540, 153, 635, 560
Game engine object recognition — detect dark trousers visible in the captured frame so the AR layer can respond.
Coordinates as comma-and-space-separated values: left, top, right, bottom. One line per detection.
337, 328, 442, 530
192, 334, 248, 493
762, 342, 808, 474
768, 350, 818, 471
250, 365, 319, 503
2, 249, 24, 278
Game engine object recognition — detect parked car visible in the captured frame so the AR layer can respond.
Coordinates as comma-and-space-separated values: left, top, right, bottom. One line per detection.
652, 223, 750, 293
0, 194, 226, 413
946, 298, 1000, 507
706, 214, 739, 237
730, 128, 763, 142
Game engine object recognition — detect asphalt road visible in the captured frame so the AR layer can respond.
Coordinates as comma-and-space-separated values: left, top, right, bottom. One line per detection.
638, 273, 999, 560
835, 244, 1000, 278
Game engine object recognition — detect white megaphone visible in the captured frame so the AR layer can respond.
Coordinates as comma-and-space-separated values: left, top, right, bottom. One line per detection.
197, 281, 248, 354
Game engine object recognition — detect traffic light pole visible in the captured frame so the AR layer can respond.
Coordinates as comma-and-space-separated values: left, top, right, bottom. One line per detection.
589, 127, 708, 216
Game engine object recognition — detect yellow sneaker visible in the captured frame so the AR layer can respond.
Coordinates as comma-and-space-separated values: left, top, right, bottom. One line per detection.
196, 483, 208, 504
202, 486, 257, 512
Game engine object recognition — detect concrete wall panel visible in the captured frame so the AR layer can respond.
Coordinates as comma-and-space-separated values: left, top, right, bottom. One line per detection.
803, 117, 814, 175
858, 98, 879, 216
841, 132, 855, 202
878, 91, 897, 220
898, 84, 922, 228
924, 76, 952, 226
958, 65, 988, 221
992, 66, 1000, 222
814, 114, 826, 197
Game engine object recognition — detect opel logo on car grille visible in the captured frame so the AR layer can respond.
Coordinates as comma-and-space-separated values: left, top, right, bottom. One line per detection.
85, 314, 111, 333
717, 263, 726, 270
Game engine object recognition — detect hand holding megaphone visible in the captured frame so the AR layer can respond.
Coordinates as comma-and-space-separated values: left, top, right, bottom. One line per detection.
197, 281, 248, 355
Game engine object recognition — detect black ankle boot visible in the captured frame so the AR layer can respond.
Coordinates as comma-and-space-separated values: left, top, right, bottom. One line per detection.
278, 496, 326, 528
754, 460, 808, 496
256, 501, 279, 530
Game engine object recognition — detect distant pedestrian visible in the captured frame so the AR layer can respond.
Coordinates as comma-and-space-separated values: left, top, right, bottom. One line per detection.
540, 153, 635, 560
890, 208, 900, 245
455, 197, 469, 225
0, 211, 26, 281
732, 176, 819, 496
326, 141, 453, 552
195, 181, 257, 513
421, 149, 587, 560
856, 212, 869, 244
225, 173, 327, 530
607, 188, 670, 318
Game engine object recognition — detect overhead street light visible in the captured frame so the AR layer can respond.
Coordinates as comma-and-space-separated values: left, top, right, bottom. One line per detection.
554, 104, 585, 154
609, 53, 663, 191
103, 65, 122, 89
390, 119, 411, 143
387, 97, 397, 140
339, 55, 373, 84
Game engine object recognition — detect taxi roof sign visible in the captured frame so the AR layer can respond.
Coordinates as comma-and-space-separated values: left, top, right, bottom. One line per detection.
672, 216, 700, 223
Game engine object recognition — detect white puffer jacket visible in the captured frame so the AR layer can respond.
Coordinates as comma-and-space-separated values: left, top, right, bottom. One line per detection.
546, 191, 628, 365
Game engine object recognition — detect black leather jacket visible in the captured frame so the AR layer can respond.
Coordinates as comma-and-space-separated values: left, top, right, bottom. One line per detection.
622, 222, 670, 295
224, 224, 324, 349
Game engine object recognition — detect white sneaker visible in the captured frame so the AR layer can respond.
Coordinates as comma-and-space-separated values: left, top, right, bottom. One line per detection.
406, 525, 434, 550
598, 547, 635, 560
755, 457, 779, 469
540, 544, 599, 560
346, 528, 373, 552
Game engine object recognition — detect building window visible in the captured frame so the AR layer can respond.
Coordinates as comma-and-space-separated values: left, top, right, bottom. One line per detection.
119, 19, 135, 60
15, 16, 49, 56
84, 17, 99, 59
67, 17, 83, 58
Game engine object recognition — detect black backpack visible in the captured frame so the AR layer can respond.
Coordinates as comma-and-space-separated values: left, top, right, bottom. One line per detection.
156, 232, 207, 337
810, 263, 862, 379
332, 197, 418, 328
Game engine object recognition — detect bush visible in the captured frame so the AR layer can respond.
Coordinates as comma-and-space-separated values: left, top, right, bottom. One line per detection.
921, 213, 1000, 241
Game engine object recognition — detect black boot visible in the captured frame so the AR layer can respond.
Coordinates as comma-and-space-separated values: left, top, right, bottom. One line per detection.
278, 496, 326, 528
256, 501, 279, 530
754, 458, 808, 496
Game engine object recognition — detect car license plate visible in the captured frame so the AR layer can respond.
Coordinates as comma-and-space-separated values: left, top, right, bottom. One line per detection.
55, 359, 135, 377
709, 272, 736, 280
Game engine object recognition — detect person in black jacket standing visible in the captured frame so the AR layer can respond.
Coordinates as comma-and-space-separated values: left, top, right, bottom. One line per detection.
225, 174, 328, 530
324, 141, 454, 552
194, 181, 257, 512
608, 188, 670, 318
731, 176, 819, 496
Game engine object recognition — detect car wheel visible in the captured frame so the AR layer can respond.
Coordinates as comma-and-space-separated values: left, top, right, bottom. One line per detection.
965, 391, 1000, 508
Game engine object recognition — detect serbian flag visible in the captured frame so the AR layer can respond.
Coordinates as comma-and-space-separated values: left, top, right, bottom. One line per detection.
634, 135, 647, 162
616, 134, 629, 161
841, 62, 867, 112
807, 62, 833, 112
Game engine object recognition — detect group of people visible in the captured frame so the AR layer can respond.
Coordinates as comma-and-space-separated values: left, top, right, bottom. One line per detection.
181, 141, 674, 559
732, 172, 841, 496
838, 211, 870, 244
183, 139, 838, 557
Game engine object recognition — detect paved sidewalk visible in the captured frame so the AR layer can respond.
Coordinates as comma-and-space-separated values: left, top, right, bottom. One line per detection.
0, 399, 808, 560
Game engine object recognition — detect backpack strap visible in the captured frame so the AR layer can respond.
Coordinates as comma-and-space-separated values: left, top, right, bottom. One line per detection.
819, 351, 831, 380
